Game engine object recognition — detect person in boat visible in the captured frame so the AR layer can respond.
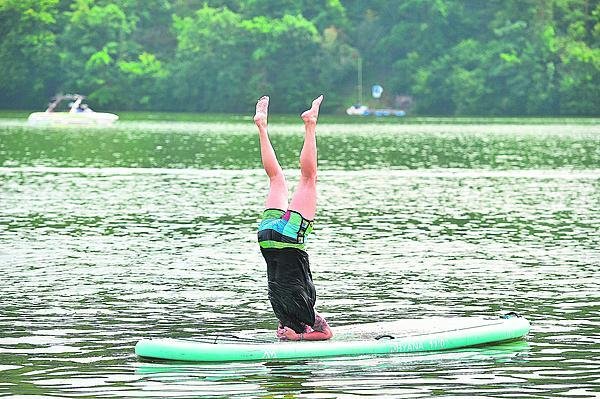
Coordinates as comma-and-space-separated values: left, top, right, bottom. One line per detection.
80, 103, 93, 113
254, 94, 333, 342
69, 97, 86, 113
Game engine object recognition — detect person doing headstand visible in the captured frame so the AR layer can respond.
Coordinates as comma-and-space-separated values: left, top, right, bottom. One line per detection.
254, 94, 333, 341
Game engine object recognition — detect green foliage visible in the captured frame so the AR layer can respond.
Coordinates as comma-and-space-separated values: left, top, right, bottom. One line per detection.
0, 0, 598, 115
0, 0, 61, 108
170, 6, 250, 111
243, 14, 322, 111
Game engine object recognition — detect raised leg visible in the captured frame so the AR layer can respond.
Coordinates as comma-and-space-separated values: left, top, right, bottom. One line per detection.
254, 95, 288, 210
289, 95, 323, 220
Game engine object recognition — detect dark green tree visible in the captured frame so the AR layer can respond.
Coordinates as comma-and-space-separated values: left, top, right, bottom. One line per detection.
0, 0, 597, 115
0, 0, 62, 108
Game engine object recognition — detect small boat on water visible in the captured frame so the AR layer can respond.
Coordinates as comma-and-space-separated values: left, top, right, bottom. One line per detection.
27, 94, 118, 125
346, 104, 406, 117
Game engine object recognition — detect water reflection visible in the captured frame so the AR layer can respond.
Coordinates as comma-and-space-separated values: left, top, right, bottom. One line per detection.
131, 342, 530, 397
1, 121, 599, 169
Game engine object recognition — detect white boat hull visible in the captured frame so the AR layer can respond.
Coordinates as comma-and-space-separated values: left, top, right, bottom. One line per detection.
346, 105, 406, 117
27, 112, 118, 126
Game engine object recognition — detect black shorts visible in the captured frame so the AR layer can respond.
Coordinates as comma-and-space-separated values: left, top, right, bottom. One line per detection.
261, 247, 316, 334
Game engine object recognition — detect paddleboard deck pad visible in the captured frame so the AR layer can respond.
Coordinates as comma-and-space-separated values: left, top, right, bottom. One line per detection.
135, 313, 530, 362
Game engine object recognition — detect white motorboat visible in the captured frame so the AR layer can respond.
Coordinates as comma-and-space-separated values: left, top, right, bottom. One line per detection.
346, 104, 370, 116
27, 94, 118, 125
346, 104, 406, 117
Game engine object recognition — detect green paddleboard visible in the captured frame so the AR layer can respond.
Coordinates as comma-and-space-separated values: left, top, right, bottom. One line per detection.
135, 314, 530, 362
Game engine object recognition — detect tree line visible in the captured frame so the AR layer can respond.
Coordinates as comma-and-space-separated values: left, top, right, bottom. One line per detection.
1, 0, 598, 115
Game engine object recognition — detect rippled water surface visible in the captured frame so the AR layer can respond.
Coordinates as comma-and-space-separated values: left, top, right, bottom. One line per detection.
0, 120, 599, 398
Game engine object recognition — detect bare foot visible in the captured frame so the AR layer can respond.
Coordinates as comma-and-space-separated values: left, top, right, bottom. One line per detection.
301, 95, 323, 125
254, 95, 269, 129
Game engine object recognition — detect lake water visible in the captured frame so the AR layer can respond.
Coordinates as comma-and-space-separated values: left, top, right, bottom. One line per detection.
0, 119, 599, 398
